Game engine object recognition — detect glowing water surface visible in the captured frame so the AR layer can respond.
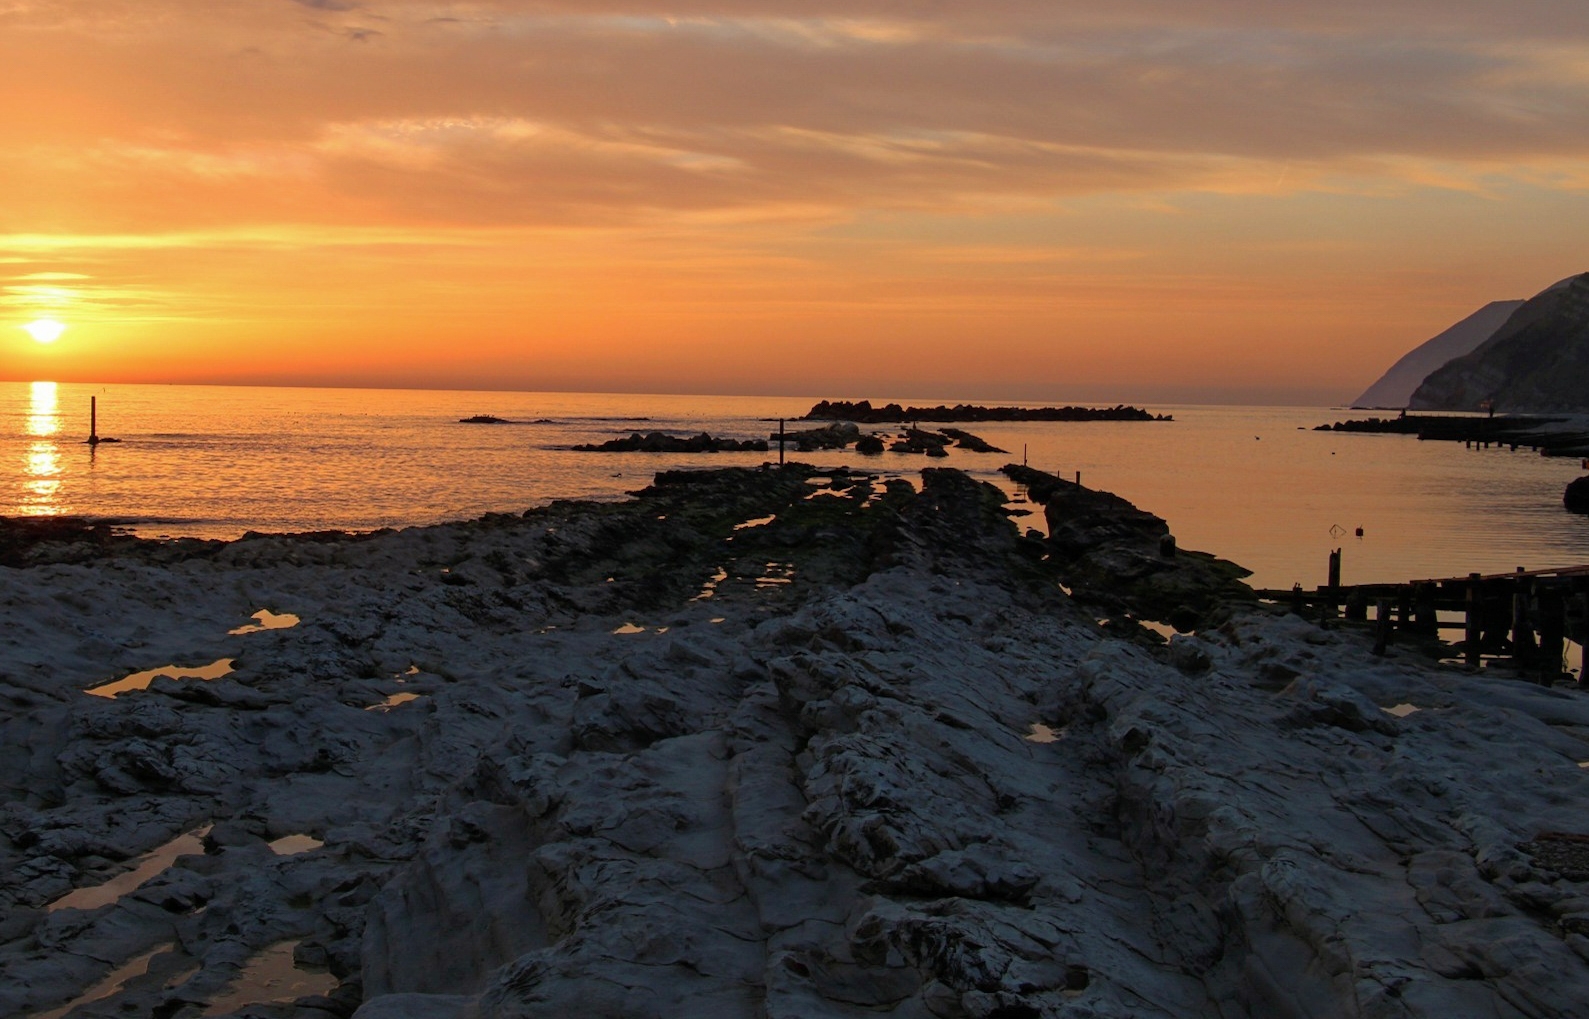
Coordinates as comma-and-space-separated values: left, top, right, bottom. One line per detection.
3, 384, 1588, 590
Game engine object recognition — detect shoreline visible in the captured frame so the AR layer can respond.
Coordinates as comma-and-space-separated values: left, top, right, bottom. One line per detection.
3, 465, 1588, 1017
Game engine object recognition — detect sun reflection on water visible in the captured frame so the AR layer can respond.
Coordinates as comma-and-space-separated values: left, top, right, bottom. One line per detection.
27, 380, 58, 437
19, 381, 64, 516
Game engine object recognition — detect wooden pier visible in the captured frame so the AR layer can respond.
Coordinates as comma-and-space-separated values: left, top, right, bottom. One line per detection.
1255, 560, 1589, 680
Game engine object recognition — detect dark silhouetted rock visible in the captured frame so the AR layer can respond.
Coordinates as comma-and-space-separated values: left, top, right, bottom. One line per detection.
804, 399, 1170, 422
855, 434, 885, 455
574, 432, 769, 453
1565, 477, 1589, 513
940, 428, 1007, 453
770, 422, 859, 451
459, 415, 511, 424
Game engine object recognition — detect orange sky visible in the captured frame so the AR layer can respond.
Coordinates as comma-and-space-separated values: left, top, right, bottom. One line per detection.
2, 1, 1587, 403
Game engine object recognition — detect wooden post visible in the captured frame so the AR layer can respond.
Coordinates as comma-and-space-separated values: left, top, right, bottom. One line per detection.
1327, 548, 1342, 590
1345, 588, 1368, 621
1396, 586, 1413, 631
1075, 470, 1081, 486
1413, 583, 1438, 636
90, 396, 97, 442
1373, 599, 1392, 656
1512, 567, 1535, 669
778, 418, 785, 465
1291, 582, 1304, 616
1465, 573, 1482, 666
1539, 587, 1565, 682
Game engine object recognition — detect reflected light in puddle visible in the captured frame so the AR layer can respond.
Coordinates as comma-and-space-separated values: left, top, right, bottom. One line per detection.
228, 609, 301, 635
366, 692, 421, 711
86, 658, 235, 698
49, 826, 212, 912
612, 622, 647, 634
733, 514, 775, 531
1382, 703, 1421, 718
267, 834, 324, 856
202, 941, 336, 1016
1025, 723, 1063, 743
33, 943, 177, 1019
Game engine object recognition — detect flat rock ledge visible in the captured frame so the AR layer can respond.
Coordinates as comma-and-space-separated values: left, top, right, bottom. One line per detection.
1, 466, 1588, 1019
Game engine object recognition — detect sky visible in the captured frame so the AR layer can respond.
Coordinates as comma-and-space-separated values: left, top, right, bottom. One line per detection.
1, 0, 1586, 404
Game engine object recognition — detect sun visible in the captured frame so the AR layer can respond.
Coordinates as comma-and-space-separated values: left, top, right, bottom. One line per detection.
21, 319, 66, 344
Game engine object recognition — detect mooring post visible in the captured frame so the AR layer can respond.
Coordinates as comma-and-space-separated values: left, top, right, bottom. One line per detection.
1327, 548, 1342, 590
1373, 599, 1392, 656
1075, 470, 1081, 486
1396, 586, 1413, 631
1513, 567, 1536, 669
1345, 588, 1368, 621
90, 396, 98, 444
1414, 583, 1438, 636
778, 418, 786, 465
1539, 586, 1565, 682
1465, 572, 1482, 666
1291, 582, 1304, 616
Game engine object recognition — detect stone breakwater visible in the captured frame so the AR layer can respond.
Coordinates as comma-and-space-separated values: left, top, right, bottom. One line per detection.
1, 466, 1588, 1019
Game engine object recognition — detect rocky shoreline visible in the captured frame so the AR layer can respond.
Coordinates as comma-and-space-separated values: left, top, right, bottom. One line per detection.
3, 465, 1588, 1018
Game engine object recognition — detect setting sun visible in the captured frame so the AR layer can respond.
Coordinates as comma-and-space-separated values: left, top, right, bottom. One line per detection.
20, 319, 66, 344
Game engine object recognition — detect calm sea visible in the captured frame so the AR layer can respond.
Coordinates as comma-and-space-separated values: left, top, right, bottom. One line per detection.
4, 381, 1588, 591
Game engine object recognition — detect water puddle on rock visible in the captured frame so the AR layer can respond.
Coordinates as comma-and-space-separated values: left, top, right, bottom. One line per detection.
33, 943, 176, 1019
757, 562, 795, 589
612, 623, 648, 635
48, 826, 211, 912
710, 617, 726, 624
733, 514, 776, 531
228, 610, 300, 635
1382, 703, 1422, 718
86, 659, 235, 699
366, 692, 422, 712
1025, 723, 1064, 744
1140, 620, 1178, 641
693, 566, 728, 600
267, 834, 323, 856
202, 941, 336, 1016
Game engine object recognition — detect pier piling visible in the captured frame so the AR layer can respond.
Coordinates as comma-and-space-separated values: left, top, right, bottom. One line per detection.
1465, 573, 1483, 666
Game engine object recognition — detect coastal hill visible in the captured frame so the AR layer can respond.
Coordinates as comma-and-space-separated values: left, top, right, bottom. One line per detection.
1351, 300, 1523, 408
1410, 273, 1589, 412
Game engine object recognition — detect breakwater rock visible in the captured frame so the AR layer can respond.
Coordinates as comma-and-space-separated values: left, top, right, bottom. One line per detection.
2, 466, 1588, 1018
804, 400, 1170, 423
574, 431, 769, 453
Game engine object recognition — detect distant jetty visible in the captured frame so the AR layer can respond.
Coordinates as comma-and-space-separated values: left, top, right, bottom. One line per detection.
1314, 413, 1589, 456
802, 399, 1170, 423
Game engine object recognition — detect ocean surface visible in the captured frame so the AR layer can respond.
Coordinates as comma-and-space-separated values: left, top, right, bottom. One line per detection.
5, 380, 1589, 591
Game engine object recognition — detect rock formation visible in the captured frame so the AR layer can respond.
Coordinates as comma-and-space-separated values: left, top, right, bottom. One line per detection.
804, 400, 1170, 423
574, 431, 769, 452
1411, 273, 1589, 412
1351, 300, 1524, 408
1, 467, 1587, 1019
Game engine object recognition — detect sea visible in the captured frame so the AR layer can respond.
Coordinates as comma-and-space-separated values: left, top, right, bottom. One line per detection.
4, 380, 1588, 592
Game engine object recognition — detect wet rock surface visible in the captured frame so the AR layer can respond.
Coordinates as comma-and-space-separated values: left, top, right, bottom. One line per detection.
2, 465, 1587, 1018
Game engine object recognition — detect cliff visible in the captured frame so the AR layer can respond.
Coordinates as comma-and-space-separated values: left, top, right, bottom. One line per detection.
1410, 273, 1589, 412
1351, 300, 1523, 408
